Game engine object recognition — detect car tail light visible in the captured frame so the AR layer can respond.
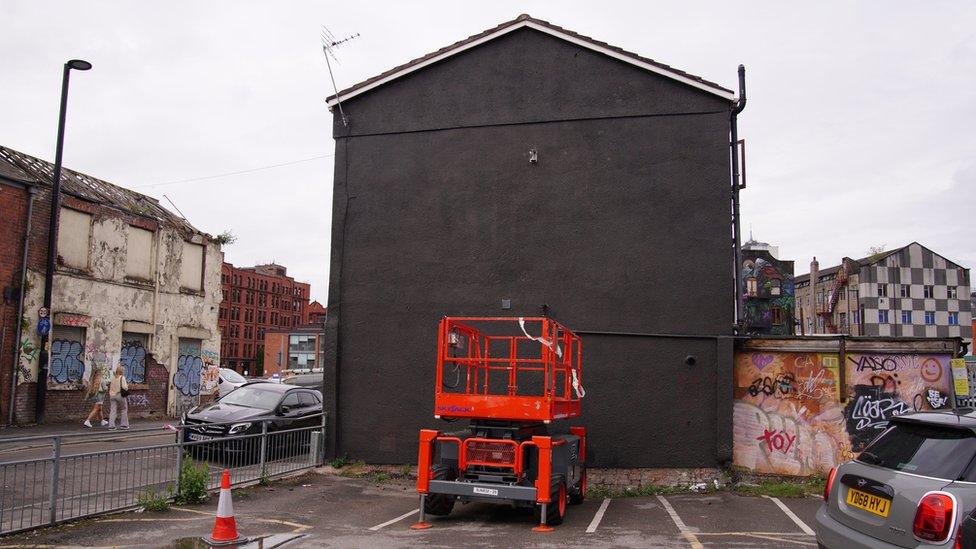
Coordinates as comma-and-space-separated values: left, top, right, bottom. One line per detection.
823, 466, 838, 502
913, 492, 955, 543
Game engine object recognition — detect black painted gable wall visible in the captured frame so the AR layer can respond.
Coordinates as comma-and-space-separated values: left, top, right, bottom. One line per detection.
324, 28, 735, 467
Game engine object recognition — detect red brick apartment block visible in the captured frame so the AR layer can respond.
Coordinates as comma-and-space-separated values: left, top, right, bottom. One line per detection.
218, 262, 311, 376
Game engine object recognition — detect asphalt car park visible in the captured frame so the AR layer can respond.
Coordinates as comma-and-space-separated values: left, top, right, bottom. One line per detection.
0, 470, 822, 548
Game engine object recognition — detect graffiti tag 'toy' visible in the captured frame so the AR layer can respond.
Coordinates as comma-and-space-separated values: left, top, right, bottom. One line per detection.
757, 429, 796, 454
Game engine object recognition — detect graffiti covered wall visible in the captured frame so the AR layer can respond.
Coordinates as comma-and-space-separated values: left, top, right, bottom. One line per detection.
734, 343, 955, 476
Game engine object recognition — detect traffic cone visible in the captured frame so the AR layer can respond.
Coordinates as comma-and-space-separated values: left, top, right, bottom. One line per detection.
203, 469, 246, 546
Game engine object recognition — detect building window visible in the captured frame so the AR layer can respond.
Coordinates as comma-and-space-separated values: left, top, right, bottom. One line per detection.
50, 326, 86, 384
901, 311, 912, 324
925, 311, 935, 325
852, 310, 860, 324
57, 208, 92, 270
180, 242, 205, 291
900, 284, 909, 298
817, 317, 825, 331
288, 335, 317, 370
877, 284, 888, 298
126, 226, 155, 280
948, 287, 957, 299
949, 312, 959, 325
879, 310, 889, 324
771, 279, 781, 296
849, 287, 859, 300
924, 285, 934, 299
120, 332, 148, 383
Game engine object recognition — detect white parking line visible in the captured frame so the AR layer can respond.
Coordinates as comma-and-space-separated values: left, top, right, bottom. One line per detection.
586, 497, 612, 533
368, 509, 419, 531
656, 495, 704, 549
763, 495, 815, 535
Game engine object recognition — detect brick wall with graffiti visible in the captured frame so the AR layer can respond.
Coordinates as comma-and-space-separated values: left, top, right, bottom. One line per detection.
733, 342, 956, 476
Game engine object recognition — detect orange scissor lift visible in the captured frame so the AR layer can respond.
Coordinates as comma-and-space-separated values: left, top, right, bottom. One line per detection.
412, 317, 586, 532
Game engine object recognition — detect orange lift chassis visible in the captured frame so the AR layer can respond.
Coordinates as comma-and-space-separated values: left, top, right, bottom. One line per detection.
412, 317, 587, 532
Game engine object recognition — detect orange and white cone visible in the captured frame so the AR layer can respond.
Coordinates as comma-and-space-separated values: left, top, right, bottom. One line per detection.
203, 469, 246, 546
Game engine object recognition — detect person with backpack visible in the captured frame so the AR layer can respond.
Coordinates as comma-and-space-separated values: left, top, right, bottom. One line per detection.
107, 366, 130, 430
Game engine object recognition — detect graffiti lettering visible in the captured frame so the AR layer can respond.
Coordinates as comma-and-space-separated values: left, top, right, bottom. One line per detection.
748, 377, 774, 397
925, 388, 948, 409
868, 374, 899, 394
18, 338, 38, 381
120, 340, 147, 383
850, 355, 898, 372
174, 355, 203, 396
126, 393, 150, 408
757, 428, 796, 454
50, 339, 85, 383
845, 384, 911, 450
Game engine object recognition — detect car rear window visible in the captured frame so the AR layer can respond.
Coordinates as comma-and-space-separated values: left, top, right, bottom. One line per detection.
859, 422, 976, 480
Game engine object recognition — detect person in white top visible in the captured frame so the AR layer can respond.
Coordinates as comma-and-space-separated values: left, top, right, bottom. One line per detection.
107, 366, 129, 430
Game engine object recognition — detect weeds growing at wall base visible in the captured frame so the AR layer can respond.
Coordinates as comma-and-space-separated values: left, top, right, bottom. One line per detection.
137, 487, 170, 512
175, 457, 209, 505
732, 477, 826, 498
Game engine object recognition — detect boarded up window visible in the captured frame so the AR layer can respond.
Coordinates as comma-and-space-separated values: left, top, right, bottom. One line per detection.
180, 242, 204, 291
57, 208, 91, 269
121, 332, 149, 383
50, 326, 86, 384
126, 226, 154, 280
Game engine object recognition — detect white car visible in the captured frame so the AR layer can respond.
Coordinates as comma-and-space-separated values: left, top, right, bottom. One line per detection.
217, 367, 247, 397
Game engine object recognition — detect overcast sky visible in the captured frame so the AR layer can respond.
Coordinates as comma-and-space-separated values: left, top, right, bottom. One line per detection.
2, 1, 974, 302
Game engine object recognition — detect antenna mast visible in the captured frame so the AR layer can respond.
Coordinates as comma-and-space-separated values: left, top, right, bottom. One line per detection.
322, 27, 360, 127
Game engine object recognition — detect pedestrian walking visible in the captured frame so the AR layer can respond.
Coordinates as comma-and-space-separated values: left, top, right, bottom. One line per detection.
108, 366, 129, 431
83, 367, 109, 428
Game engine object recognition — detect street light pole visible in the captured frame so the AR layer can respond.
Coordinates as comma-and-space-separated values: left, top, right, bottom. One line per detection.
35, 59, 91, 424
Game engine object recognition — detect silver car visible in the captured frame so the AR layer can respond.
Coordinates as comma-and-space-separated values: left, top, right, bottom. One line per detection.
816, 410, 976, 548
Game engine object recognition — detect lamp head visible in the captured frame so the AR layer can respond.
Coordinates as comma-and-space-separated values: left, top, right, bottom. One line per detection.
67, 59, 92, 71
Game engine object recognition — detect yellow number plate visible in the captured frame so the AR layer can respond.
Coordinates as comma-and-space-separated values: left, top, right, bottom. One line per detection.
846, 487, 891, 517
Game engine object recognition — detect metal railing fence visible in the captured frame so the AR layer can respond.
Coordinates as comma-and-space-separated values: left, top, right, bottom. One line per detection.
0, 413, 326, 536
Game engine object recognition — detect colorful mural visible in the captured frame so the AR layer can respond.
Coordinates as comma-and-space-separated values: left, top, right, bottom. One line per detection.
733, 350, 953, 476
741, 250, 795, 335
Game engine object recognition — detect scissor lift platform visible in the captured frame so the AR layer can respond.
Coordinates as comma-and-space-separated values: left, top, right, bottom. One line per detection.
414, 317, 586, 531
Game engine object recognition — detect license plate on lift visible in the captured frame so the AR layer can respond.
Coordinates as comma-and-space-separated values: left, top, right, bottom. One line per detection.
846, 487, 891, 517
188, 433, 213, 441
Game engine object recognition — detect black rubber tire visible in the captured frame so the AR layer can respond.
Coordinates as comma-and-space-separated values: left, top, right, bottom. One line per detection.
569, 468, 586, 505
534, 475, 566, 526
423, 466, 457, 516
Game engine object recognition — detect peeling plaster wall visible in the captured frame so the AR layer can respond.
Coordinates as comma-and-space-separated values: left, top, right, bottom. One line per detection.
17, 218, 221, 420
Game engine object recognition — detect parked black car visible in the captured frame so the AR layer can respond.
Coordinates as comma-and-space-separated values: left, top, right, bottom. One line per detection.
181, 382, 322, 461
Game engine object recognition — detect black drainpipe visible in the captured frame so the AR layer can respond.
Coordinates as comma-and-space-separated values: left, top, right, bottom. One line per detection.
9, 184, 36, 424
730, 65, 747, 331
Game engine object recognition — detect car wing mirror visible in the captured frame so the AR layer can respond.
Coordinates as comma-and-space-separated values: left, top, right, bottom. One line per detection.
279, 405, 290, 415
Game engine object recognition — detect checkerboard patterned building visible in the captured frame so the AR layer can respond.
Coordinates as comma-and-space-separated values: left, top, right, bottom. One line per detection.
795, 242, 971, 338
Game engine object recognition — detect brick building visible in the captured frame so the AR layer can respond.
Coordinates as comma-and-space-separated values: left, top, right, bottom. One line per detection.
218, 262, 310, 376
322, 14, 742, 465
262, 325, 326, 378
795, 242, 972, 338
0, 145, 222, 424
306, 300, 327, 325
